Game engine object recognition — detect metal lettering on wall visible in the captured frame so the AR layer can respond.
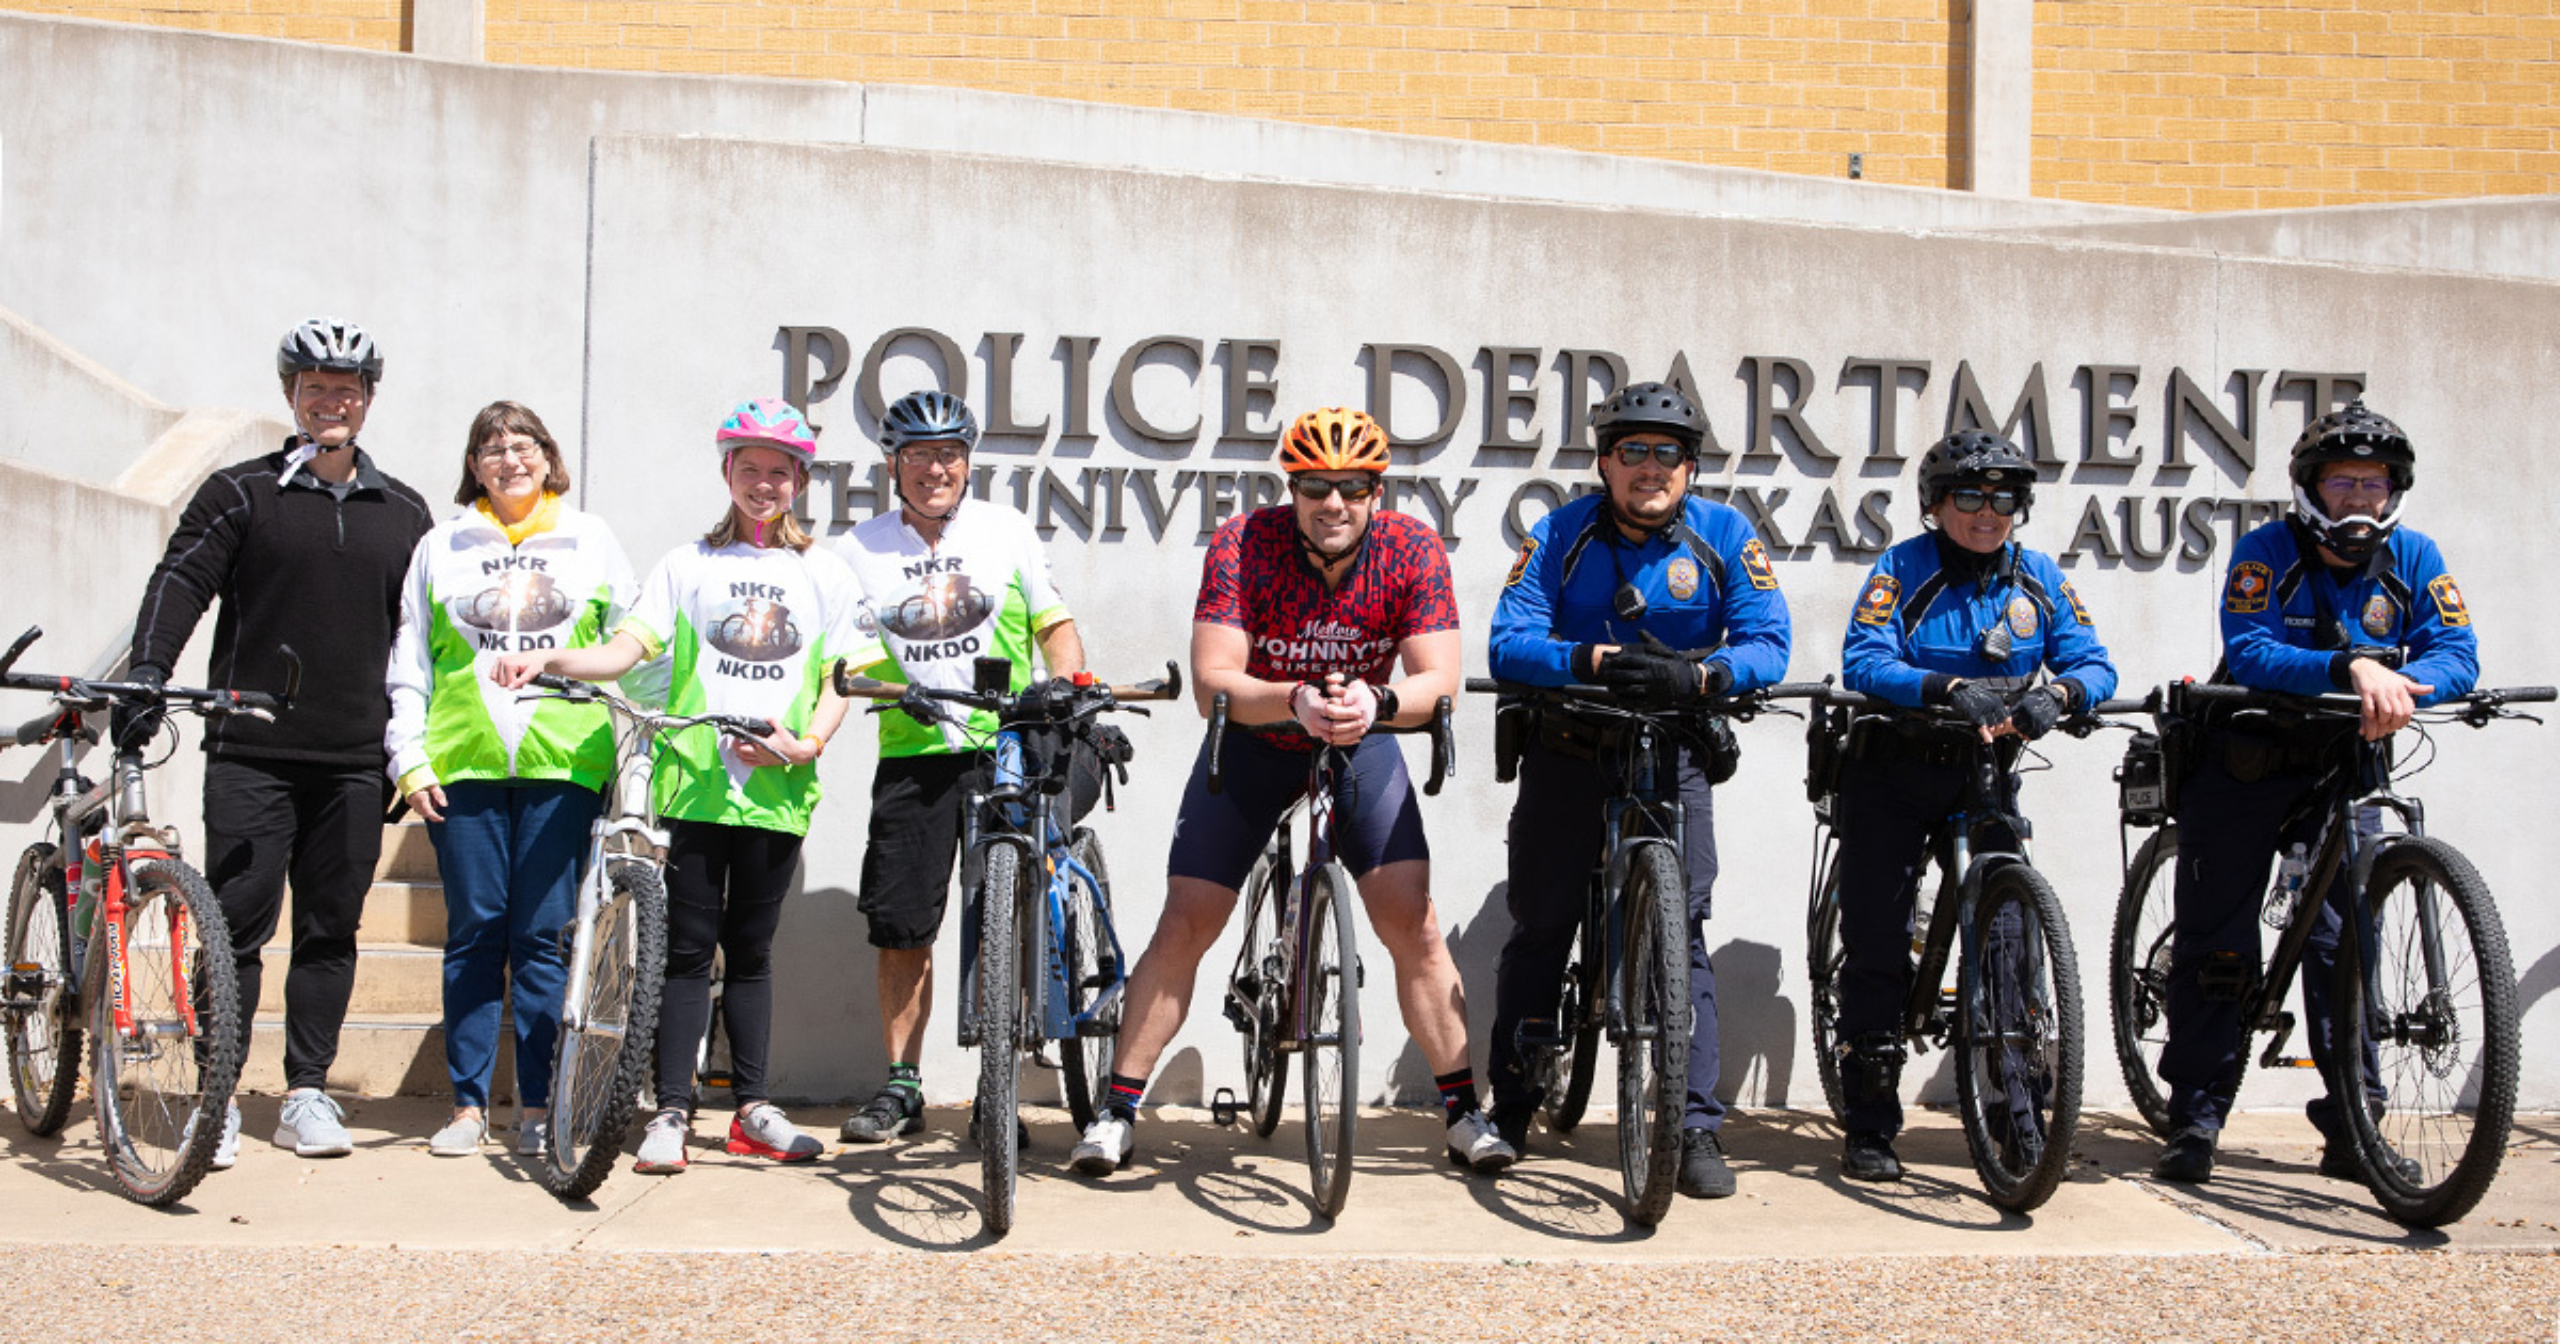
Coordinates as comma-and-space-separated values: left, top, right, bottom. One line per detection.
777, 325, 2362, 567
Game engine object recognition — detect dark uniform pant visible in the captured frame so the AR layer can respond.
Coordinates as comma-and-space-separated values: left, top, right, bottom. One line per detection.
1831, 743, 1979, 1138
1490, 738, 1724, 1131
2161, 739, 2380, 1139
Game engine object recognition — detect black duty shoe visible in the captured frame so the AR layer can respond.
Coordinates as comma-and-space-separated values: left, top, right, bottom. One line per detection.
839, 1085, 925, 1143
2321, 1144, 2421, 1184
1677, 1128, 1737, 1199
2154, 1127, 2216, 1184
1489, 1102, 1534, 1159
1841, 1130, 1904, 1183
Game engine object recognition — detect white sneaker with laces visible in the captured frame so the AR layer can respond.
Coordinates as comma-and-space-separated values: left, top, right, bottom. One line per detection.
1447, 1110, 1518, 1174
634, 1108, 690, 1174
274, 1088, 354, 1157
1070, 1116, 1134, 1175
427, 1111, 488, 1157
518, 1111, 548, 1157
210, 1100, 242, 1171
726, 1103, 823, 1162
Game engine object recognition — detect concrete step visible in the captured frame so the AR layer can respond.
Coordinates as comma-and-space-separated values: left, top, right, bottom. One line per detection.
242, 1015, 515, 1101
256, 943, 444, 1015
264, 881, 445, 949
377, 821, 439, 882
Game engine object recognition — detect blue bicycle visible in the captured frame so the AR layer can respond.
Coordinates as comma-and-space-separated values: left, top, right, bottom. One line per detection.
833, 656, 1177, 1236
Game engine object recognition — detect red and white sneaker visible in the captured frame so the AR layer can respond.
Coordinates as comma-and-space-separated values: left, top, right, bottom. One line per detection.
633, 1107, 690, 1174
726, 1104, 823, 1162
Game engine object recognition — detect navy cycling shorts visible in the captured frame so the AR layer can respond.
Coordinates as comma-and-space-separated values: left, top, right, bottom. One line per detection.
1165, 729, 1430, 892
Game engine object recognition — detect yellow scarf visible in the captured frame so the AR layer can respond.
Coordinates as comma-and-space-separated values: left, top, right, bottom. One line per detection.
475, 491, 563, 546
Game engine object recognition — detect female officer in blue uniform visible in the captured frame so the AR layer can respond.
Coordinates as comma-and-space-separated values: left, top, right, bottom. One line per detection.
1831, 430, 2116, 1182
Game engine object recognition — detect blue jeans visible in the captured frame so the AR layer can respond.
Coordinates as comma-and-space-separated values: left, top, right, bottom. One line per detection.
427, 780, 601, 1110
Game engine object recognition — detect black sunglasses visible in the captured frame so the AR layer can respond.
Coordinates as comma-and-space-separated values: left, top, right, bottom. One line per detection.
1608, 443, 1695, 469
1947, 487, 2025, 517
1291, 475, 1380, 502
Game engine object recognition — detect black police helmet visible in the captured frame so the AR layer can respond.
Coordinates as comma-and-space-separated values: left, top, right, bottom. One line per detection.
1916, 429, 2035, 516
1590, 382, 1707, 457
2288, 398, 2413, 494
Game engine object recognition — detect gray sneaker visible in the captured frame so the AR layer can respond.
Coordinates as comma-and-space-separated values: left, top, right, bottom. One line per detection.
634, 1108, 689, 1174
1446, 1110, 1518, 1174
210, 1100, 242, 1171
274, 1088, 354, 1158
839, 1084, 925, 1143
518, 1111, 548, 1158
427, 1111, 489, 1157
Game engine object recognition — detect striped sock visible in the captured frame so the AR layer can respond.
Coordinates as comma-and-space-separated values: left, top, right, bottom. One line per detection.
1106, 1073, 1146, 1124
887, 1062, 922, 1098
1436, 1068, 1480, 1124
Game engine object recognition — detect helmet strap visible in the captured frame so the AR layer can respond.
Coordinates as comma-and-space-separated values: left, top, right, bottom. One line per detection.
2291, 485, 2403, 564
1295, 523, 1367, 574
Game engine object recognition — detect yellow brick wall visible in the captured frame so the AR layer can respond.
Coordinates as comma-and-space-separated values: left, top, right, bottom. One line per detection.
2036, 0, 2560, 210
6, 0, 400, 50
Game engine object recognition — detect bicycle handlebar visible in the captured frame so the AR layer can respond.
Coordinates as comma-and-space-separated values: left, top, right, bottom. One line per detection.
0, 626, 294, 747
1460, 676, 1778, 716
1204, 689, 1458, 798
2168, 681, 2554, 718
519, 672, 771, 740
829, 659, 1183, 711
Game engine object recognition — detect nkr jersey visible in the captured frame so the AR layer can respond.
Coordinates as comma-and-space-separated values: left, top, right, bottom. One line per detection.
835, 502, 1073, 758
386, 503, 635, 793
619, 540, 866, 834
1195, 506, 1460, 748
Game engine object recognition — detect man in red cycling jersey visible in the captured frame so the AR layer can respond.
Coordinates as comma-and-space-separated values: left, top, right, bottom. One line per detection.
1068, 407, 1515, 1176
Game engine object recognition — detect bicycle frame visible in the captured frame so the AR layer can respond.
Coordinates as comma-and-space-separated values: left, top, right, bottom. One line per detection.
958, 723, 1126, 1049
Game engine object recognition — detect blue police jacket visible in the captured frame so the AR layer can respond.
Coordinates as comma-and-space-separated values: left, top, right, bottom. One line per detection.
1489, 492, 1792, 691
1842, 532, 2117, 708
2217, 518, 2477, 703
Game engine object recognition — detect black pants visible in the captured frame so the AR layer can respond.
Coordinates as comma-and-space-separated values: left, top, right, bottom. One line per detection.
1831, 744, 1979, 1137
201, 757, 388, 1092
1490, 737, 1723, 1131
656, 819, 803, 1111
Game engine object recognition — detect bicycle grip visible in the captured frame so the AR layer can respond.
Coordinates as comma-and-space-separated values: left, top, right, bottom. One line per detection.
1205, 691, 1229, 795
1462, 677, 1499, 695
2091, 697, 2150, 716
0, 625, 39, 678
2492, 686, 2557, 703
1423, 695, 1454, 797
530, 672, 582, 693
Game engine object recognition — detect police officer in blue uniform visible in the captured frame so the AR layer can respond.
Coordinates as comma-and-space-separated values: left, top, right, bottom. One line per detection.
1487, 382, 1792, 1199
2153, 400, 2477, 1184
1832, 429, 2116, 1182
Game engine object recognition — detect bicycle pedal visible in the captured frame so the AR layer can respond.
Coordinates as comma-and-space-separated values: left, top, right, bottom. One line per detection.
2270, 1056, 2318, 1069
1031, 1043, 1059, 1069
1209, 1087, 1239, 1126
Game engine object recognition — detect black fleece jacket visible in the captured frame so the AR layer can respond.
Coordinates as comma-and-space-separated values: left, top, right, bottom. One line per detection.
127, 441, 434, 768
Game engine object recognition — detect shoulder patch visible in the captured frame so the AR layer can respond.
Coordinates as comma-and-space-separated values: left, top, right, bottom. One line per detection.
2224, 561, 2272, 614
1741, 538, 1779, 591
1505, 537, 1537, 588
2063, 579, 2093, 628
2428, 573, 2470, 627
1853, 573, 1901, 627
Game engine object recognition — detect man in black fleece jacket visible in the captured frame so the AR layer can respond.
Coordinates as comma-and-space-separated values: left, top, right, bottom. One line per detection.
125, 318, 433, 1163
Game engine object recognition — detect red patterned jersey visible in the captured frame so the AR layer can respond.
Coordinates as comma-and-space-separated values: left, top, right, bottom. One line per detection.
1195, 507, 1460, 738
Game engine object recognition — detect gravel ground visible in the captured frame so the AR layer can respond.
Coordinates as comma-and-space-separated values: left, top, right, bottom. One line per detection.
4, 1244, 2555, 1343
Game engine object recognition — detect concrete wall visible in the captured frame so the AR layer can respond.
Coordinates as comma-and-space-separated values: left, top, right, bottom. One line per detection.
0, 304, 182, 485
2007, 195, 2560, 284
583, 135, 2560, 1112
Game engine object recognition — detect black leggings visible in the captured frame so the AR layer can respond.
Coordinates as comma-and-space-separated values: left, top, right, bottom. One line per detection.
655, 820, 803, 1111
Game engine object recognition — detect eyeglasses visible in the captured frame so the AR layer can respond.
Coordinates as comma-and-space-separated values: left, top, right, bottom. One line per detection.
897, 445, 970, 468
2319, 475, 2393, 499
472, 442, 545, 464
1607, 443, 1694, 469
1291, 475, 1380, 502
1946, 487, 2025, 517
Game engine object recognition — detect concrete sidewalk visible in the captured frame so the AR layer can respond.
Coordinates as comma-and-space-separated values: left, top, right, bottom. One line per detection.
4, 1096, 2554, 1257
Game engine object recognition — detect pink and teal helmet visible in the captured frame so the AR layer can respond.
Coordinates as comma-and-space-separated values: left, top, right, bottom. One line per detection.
716, 398, 819, 467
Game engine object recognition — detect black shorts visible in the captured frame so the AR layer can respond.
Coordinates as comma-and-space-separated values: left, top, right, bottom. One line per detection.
856, 753, 981, 950
1165, 729, 1430, 892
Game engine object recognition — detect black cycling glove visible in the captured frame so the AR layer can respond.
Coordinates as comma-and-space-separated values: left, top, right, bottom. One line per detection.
1596, 631, 1703, 705
112, 664, 168, 752
1947, 679, 2010, 733
1093, 723, 1134, 767
2007, 684, 2071, 741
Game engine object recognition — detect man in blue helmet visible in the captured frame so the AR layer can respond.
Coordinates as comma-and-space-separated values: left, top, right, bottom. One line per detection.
2153, 400, 2477, 1184
1486, 381, 1791, 1199
833, 389, 1092, 1145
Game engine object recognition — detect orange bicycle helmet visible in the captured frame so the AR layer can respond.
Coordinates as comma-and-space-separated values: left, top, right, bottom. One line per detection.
1278, 408, 1391, 475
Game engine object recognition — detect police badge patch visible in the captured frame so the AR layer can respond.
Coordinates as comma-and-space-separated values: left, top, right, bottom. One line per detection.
2225, 562, 2272, 614
1666, 556, 1699, 600
2007, 595, 2038, 640
2361, 592, 2395, 639
1853, 574, 1901, 627
1505, 538, 1537, 588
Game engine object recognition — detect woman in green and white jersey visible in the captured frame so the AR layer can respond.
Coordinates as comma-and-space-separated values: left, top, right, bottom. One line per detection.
388, 401, 635, 1159
493, 398, 861, 1172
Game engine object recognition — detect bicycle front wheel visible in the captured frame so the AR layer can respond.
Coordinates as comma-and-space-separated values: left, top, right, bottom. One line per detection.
6, 843, 79, 1135
1544, 916, 1602, 1135
2332, 837, 2519, 1228
542, 861, 667, 1201
2109, 825, 2181, 1136
1806, 853, 1848, 1125
1301, 862, 1359, 1218
1236, 857, 1287, 1139
1955, 862, 2084, 1213
976, 843, 1027, 1237
1617, 843, 1690, 1227
1059, 828, 1117, 1130
92, 858, 240, 1207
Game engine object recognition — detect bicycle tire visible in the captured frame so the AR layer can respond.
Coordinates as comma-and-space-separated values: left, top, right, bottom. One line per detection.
541, 862, 667, 1201
976, 843, 1026, 1236
1059, 828, 1117, 1130
6, 843, 79, 1135
2331, 836, 2519, 1228
1237, 857, 1287, 1139
1617, 843, 1689, 1227
1806, 853, 1848, 1125
2109, 825, 2183, 1137
1544, 918, 1602, 1135
1301, 861, 1359, 1218
1955, 862, 2084, 1213
91, 857, 240, 1207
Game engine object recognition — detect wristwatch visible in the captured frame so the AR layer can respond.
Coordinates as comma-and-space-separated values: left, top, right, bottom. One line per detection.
1374, 686, 1401, 723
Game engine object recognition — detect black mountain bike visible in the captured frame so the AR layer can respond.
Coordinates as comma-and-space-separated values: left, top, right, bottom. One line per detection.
2108, 680, 2543, 1226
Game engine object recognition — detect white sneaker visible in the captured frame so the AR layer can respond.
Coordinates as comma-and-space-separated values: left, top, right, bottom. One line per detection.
1447, 1110, 1518, 1174
210, 1100, 242, 1171
518, 1110, 548, 1157
273, 1088, 354, 1157
634, 1108, 689, 1174
427, 1111, 488, 1156
1070, 1116, 1134, 1175
725, 1104, 823, 1162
